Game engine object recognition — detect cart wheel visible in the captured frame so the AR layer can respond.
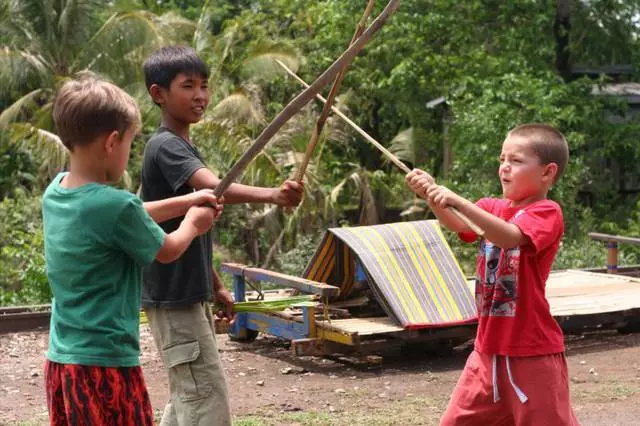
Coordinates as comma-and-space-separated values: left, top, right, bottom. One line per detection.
229, 328, 259, 342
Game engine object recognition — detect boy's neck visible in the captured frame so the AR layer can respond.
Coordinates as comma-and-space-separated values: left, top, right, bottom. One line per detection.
63, 154, 110, 187
161, 113, 191, 143
507, 191, 548, 208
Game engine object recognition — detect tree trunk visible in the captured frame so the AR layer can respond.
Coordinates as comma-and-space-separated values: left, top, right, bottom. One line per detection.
555, 0, 572, 81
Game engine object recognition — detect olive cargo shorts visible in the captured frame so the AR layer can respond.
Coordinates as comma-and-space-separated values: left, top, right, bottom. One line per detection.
146, 302, 231, 426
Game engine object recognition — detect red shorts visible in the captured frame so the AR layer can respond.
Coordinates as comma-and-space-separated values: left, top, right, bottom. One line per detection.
44, 360, 153, 426
440, 350, 580, 426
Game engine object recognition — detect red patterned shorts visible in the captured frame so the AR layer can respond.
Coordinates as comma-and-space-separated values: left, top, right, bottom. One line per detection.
44, 360, 153, 426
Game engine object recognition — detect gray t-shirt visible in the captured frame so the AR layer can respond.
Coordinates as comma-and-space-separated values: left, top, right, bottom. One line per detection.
140, 127, 212, 307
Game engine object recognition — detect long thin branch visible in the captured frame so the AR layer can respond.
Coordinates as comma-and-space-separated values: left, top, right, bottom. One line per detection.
293, 0, 376, 182
276, 60, 485, 237
213, 0, 401, 198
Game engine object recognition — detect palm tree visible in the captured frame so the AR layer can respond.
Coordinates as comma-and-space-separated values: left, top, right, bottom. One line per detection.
0, 0, 195, 184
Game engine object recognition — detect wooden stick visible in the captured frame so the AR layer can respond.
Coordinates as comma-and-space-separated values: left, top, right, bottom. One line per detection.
276, 60, 485, 237
277, 59, 410, 173
213, 0, 401, 198
293, 0, 376, 182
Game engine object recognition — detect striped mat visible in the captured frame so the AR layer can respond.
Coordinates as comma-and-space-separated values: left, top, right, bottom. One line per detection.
303, 220, 477, 329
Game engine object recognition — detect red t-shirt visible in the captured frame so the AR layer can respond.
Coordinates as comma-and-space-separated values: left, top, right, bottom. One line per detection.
459, 198, 565, 356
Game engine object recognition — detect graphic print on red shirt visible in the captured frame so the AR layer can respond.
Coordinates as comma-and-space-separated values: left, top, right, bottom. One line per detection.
478, 241, 519, 317
465, 198, 566, 356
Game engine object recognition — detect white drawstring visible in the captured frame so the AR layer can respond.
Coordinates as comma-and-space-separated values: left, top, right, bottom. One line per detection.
492, 355, 500, 402
506, 356, 529, 403
491, 355, 528, 404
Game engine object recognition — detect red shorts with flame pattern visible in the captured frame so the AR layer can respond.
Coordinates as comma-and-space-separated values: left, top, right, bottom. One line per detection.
44, 360, 153, 426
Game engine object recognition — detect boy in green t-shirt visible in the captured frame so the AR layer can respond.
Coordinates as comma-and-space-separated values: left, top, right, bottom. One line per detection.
42, 76, 223, 425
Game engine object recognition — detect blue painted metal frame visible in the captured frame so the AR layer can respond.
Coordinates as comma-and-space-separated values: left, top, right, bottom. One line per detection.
227, 271, 314, 341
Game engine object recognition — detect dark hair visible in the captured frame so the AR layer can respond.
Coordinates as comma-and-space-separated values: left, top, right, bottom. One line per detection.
143, 45, 209, 91
53, 77, 140, 150
507, 123, 569, 183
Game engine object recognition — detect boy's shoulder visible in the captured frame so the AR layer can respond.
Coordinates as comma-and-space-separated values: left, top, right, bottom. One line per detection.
44, 173, 140, 215
145, 127, 184, 153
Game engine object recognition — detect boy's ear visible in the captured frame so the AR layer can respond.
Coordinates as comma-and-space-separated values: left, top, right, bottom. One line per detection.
542, 162, 559, 183
149, 84, 166, 105
103, 130, 121, 154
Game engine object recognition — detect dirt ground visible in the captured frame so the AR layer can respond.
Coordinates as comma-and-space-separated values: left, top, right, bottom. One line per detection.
2, 326, 640, 426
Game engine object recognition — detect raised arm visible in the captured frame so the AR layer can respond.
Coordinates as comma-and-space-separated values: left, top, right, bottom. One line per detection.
406, 169, 469, 233
156, 205, 218, 263
426, 186, 528, 249
188, 168, 303, 207
143, 189, 221, 223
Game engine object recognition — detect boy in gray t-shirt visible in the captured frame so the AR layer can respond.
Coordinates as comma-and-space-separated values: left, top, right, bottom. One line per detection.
141, 45, 303, 426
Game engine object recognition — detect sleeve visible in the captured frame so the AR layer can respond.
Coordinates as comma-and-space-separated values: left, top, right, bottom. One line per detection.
512, 201, 564, 254
457, 198, 497, 243
112, 196, 166, 266
155, 137, 206, 192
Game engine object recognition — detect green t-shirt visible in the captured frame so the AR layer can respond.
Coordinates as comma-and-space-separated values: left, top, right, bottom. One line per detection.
43, 173, 165, 367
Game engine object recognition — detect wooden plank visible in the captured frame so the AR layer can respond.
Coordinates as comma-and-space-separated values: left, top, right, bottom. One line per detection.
244, 267, 340, 297
464, 270, 640, 317
220, 263, 340, 297
317, 317, 404, 335
220, 262, 246, 275
589, 232, 640, 245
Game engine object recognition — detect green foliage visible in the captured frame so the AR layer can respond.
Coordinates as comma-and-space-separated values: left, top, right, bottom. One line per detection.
277, 234, 322, 278
0, 142, 37, 199
2, 0, 640, 307
0, 189, 49, 305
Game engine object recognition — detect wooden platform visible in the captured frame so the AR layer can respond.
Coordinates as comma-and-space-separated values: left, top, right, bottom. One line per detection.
318, 269, 640, 340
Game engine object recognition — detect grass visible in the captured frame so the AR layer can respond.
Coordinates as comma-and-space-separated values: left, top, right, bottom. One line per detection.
571, 376, 640, 403
232, 396, 447, 426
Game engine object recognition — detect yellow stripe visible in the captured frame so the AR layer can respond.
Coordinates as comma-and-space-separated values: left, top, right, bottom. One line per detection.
433, 222, 474, 298
403, 222, 462, 321
407, 222, 461, 320
360, 227, 428, 323
389, 223, 446, 322
307, 234, 334, 280
428, 222, 476, 314
319, 255, 336, 284
402, 222, 460, 320
348, 228, 418, 323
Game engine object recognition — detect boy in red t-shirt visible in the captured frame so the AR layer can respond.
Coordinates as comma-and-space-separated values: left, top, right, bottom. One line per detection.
406, 123, 580, 425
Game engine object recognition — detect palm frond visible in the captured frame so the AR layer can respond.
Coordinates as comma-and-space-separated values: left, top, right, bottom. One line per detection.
357, 173, 379, 226
79, 10, 195, 84
9, 123, 68, 179
210, 89, 265, 128
389, 127, 416, 166
241, 41, 301, 81
0, 89, 43, 130
0, 47, 52, 95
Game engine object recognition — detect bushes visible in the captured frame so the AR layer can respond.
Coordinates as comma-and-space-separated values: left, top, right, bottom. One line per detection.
0, 190, 50, 305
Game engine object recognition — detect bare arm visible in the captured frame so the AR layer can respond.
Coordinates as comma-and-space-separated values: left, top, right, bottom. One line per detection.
144, 197, 192, 223
427, 186, 528, 249
155, 205, 217, 263
406, 169, 469, 232
451, 198, 527, 248
188, 168, 276, 204
155, 220, 199, 263
143, 190, 220, 223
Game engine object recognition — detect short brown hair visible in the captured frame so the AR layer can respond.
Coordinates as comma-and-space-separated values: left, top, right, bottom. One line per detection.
53, 76, 141, 150
508, 123, 569, 182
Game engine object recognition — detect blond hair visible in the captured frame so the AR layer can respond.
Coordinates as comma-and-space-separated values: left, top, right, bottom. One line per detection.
53, 77, 141, 150
508, 123, 569, 182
